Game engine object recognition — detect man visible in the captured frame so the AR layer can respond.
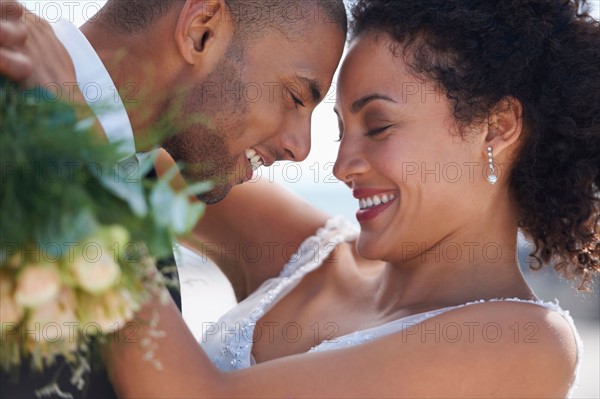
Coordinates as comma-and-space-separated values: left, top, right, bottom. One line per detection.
0, 0, 346, 397
2, 0, 346, 203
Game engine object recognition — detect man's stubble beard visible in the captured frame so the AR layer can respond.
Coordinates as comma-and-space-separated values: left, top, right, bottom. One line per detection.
162, 46, 248, 205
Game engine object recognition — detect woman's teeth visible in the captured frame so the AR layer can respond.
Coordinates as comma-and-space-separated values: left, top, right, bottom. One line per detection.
359, 193, 397, 210
245, 148, 264, 171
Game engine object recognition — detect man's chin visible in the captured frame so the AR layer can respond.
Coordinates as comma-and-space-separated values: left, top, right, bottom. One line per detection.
195, 183, 233, 204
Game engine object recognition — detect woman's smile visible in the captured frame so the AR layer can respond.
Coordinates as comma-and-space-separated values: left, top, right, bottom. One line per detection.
353, 188, 400, 222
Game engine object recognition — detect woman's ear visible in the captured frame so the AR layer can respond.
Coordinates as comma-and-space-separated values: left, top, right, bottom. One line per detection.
175, 0, 234, 68
483, 97, 524, 157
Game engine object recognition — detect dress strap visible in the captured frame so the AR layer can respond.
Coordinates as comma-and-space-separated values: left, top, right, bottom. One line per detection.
279, 216, 358, 278
202, 217, 358, 371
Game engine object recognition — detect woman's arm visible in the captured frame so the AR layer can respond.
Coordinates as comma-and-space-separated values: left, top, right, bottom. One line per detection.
106, 282, 577, 398
154, 149, 330, 299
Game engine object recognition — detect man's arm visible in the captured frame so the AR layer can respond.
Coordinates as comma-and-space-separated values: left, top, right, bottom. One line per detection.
192, 179, 330, 300
153, 149, 330, 300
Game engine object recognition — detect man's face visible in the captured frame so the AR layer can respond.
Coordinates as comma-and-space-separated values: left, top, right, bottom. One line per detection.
163, 20, 345, 204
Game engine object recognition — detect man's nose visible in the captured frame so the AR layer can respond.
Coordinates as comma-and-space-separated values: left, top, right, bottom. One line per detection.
279, 117, 311, 162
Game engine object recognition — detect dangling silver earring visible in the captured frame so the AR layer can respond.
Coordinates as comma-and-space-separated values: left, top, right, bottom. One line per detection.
486, 146, 498, 185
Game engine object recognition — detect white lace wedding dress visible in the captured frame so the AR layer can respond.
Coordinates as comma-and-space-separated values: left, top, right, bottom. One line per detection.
200, 217, 583, 397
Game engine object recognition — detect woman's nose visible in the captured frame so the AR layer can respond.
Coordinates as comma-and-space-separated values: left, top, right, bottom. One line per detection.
333, 139, 370, 185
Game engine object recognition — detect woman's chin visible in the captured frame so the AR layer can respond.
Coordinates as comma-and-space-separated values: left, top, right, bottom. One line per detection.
355, 235, 385, 261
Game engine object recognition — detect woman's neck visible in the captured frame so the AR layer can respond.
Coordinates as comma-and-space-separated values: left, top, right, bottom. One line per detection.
372, 201, 536, 314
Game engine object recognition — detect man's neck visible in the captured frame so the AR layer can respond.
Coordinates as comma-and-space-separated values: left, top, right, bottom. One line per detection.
80, 20, 168, 152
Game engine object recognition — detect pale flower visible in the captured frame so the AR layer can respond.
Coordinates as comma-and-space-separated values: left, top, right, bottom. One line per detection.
81, 289, 139, 335
0, 270, 24, 325
26, 287, 78, 343
0, 269, 12, 297
6, 250, 24, 268
71, 250, 121, 294
97, 225, 130, 259
0, 295, 24, 327
14, 262, 61, 308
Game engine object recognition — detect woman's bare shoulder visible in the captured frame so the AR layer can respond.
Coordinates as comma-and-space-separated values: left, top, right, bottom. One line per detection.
381, 299, 579, 397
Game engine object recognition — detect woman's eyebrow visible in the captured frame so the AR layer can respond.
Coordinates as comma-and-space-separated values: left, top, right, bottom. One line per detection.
350, 94, 397, 114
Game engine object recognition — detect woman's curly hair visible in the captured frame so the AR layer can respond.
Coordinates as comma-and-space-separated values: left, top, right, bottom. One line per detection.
351, 0, 600, 289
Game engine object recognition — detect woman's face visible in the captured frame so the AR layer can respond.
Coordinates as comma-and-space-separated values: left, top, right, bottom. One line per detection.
334, 33, 495, 262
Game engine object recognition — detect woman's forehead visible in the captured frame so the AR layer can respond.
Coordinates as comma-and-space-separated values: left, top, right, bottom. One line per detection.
336, 37, 418, 110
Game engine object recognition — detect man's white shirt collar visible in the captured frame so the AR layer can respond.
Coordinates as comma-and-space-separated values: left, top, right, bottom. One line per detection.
51, 18, 136, 159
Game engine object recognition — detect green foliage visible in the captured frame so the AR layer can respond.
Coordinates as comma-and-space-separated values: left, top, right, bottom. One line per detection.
0, 77, 208, 265
0, 77, 210, 375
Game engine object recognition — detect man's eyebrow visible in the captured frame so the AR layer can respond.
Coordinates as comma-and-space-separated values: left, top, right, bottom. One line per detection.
295, 75, 322, 104
350, 94, 397, 113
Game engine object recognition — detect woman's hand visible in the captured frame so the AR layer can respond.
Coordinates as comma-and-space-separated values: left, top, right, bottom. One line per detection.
0, 0, 77, 94
0, 0, 106, 139
0, 0, 32, 82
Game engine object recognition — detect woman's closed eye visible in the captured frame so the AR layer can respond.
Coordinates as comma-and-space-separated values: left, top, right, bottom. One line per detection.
365, 125, 394, 137
334, 124, 395, 142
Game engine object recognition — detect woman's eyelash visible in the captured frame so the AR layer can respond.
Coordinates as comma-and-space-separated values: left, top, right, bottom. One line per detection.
366, 125, 393, 136
334, 125, 393, 142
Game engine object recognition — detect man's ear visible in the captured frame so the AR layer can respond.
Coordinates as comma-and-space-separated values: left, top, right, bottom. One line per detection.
483, 97, 524, 157
175, 0, 233, 68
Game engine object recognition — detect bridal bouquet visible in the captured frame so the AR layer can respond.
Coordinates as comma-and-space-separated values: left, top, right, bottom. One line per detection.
0, 79, 208, 373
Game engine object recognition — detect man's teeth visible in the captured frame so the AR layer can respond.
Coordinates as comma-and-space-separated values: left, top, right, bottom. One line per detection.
245, 148, 264, 171
359, 193, 397, 210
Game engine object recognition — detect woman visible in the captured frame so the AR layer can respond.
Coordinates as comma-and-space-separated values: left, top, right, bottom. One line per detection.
107, 0, 599, 397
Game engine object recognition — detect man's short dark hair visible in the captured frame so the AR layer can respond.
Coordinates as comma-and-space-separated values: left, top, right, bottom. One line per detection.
99, 0, 178, 32
100, 0, 347, 39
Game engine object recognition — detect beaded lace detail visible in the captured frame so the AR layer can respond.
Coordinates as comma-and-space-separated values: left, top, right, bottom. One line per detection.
200, 217, 358, 370
199, 218, 582, 397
